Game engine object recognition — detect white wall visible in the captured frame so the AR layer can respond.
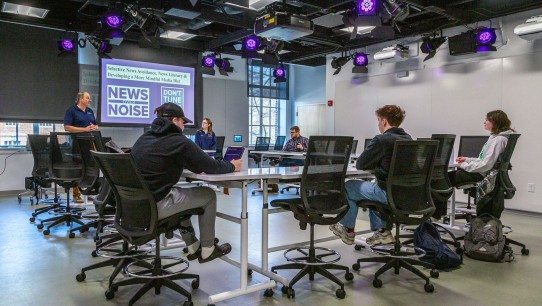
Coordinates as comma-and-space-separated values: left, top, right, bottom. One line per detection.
331, 8, 542, 213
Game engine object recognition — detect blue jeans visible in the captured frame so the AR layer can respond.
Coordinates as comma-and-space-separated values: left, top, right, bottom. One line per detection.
279, 158, 305, 167
341, 179, 388, 231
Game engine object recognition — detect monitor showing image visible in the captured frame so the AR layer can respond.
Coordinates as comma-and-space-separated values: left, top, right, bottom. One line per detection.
99, 58, 195, 127
233, 135, 242, 142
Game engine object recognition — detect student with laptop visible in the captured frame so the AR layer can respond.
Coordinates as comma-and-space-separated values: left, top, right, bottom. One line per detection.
131, 103, 241, 263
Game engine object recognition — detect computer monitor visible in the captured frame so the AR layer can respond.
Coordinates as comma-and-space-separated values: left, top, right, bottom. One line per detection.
458, 136, 488, 158
233, 135, 242, 143
186, 134, 196, 142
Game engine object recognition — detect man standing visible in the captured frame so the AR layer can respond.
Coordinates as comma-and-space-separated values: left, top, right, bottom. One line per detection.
131, 103, 241, 263
329, 105, 412, 245
278, 125, 309, 167
63, 91, 99, 203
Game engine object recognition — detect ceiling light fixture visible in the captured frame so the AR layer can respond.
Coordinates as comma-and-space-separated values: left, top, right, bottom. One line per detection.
331, 55, 351, 75
352, 52, 369, 73
201, 55, 216, 76
1, 2, 49, 19
273, 64, 287, 83
420, 35, 447, 61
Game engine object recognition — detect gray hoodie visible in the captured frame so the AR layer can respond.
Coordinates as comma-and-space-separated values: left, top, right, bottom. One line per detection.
460, 130, 514, 174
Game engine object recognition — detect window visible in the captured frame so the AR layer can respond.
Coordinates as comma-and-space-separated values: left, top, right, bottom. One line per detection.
247, 60, 288, 145
0, 122, 64, 148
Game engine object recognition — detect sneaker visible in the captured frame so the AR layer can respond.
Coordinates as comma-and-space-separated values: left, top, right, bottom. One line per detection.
365, 230, 394, 245
329, 223, 355, 245
198, 243, 232, 264
73, 196, 84, 204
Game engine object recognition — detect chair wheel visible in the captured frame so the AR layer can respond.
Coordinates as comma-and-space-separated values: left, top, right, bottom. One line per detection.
183, 247, 188, 254
430, 270, 439, 278
91, 250, 98, 257
345, 272, 354, 281
76, 272, 86, 282
352, 263, 360, 271
105, 289, 115, 300
263, 288, 274, 297
424, 283, 435, 293
214, 238, 219, 244
281, 285, 288, 294
286, 287, 295, 298
183, 301, 193, 306
372, 278, 383, 288
336, 288, 346, 299
69, 232, 75, 238
251, 191, 255, 195
32, 213, 37, 217
522, 248, 530, 255
37, 224, 43, 229
18, 196, 22, 203
247, 269, 253, 276
280, 190, 284, 194
191, 279, 199, 289
29, 217, 35, 222
354, 245, 362, 251
43, 229, 50, 235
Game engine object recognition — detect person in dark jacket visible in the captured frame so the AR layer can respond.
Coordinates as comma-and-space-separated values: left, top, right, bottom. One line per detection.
131, 103, 242, 263
330, 105, 412, 245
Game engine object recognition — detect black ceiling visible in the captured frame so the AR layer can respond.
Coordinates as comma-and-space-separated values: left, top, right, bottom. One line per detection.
1, 0, 541, 66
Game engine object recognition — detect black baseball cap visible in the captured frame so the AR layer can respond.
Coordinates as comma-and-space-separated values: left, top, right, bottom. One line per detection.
155, 103, 192, 123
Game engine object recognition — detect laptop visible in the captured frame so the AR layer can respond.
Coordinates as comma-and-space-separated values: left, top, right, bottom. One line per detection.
223, 146, 245, 162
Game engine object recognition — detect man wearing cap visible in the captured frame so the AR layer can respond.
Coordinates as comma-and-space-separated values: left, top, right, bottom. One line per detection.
131, 102, 242, 263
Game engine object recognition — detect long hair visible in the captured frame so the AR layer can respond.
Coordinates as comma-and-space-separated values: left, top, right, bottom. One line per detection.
487, 110, 515, 134
202, 118, 213, 135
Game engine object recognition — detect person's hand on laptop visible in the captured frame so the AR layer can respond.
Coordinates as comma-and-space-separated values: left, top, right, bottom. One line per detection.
230, 159, 242, 172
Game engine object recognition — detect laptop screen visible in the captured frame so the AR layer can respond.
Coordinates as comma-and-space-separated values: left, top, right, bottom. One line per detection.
223, 146, 245, 162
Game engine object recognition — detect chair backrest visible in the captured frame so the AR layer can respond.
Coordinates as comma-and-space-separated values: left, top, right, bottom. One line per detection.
299, 136, 353, 217
496, 134, 520, 196
254, 136, 271, 151
430, 134, 456, 182
386, 140, 438, 225
274, 135, 286, 150
215, 136, 226, 159
48, 132, 83, 181
91, 151, 158, 243
27, 134, 51, 178
364, 138, 372, 150
74, 132, 105, 194
458, 135, 487, 158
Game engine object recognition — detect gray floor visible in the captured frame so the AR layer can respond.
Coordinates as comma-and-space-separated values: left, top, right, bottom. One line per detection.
1, 186, 541, 306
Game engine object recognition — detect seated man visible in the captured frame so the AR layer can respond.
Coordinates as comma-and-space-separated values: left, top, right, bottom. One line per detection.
329, 105, 412, 245
131, 103, 242, 263
276, 125, 308, 167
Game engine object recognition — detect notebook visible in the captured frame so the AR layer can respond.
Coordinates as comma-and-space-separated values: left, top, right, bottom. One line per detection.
223, 146, 245, 162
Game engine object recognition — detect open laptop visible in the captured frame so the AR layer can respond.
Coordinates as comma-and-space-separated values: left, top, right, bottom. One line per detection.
223, 146, 245, 162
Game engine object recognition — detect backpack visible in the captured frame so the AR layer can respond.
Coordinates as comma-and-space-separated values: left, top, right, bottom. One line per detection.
464, 214, 512, 262
413, 221, 462, 270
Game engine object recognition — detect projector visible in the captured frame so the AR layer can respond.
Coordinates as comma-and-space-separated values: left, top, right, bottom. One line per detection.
514, 15, 542, 41
254, 12, 314, 41
374, 45, 409, 62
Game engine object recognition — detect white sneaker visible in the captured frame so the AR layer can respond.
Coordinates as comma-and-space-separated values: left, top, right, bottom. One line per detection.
365, 230, 394, 245
329, 223, 355, 245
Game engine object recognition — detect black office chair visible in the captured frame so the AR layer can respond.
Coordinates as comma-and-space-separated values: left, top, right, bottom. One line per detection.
214, 136, 225, 160
352, 140, 439, 293
91, 152, 200, 306
429, 134, 456, 220
37, 132, 86, 235
270, 136, 354, 299
248, 136, 271, 167
27, 134, 63, 222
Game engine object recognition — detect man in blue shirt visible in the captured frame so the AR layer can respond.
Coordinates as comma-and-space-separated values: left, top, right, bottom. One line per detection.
63, 91, 99, 203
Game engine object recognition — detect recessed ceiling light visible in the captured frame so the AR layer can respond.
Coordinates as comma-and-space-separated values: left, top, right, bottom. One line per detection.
1, 2, 49, 19
159, 30, 197, 41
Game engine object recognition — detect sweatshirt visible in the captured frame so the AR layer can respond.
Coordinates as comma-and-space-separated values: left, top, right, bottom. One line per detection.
460, 130, 513, 174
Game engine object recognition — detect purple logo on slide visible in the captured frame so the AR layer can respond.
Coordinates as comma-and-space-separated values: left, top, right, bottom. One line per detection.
161, 86, 184, 107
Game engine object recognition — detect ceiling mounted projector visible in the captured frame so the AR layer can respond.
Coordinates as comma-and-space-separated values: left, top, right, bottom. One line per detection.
514, 15, 542, 41
374, 44, 409, 62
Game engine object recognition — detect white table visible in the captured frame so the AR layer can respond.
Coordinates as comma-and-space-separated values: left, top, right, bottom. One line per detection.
250, 150, 306, 194
181, 165, 372, 304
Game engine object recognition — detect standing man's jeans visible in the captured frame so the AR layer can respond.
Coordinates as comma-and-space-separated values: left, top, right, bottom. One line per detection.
156, 186, 217, 248
279, 157, 305, 167
341, 179, 389, 231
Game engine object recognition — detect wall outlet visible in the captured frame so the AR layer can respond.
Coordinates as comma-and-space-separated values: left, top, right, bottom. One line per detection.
528, 183, 535, 193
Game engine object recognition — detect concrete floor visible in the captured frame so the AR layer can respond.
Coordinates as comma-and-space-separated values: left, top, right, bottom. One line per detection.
1, 186, 541, 306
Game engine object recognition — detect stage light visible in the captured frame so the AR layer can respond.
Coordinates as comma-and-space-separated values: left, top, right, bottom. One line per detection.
273, 64, 286, 83
103, 11, 122, 29
420, 36, 447, 61
352, 52, 368, 73
57, 39, 75, 52
216, 58, 233, 76
356, 0, 377, 16
331, 56, 351, 75
201, 55, 216, 76
87, 36, 112, 54
475, 27, 497, 51
242, 36, 261, 58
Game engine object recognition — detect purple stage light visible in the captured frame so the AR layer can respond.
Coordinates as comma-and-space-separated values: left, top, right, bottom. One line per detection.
203, 56, 215, 67
353, 53, 368, 66
476, 28, 495, 45
357, 0, 376, 15
244, 37, 259, 51
60, 39, 75, 52
274, 67, 285, 77
106, 15, 122, 28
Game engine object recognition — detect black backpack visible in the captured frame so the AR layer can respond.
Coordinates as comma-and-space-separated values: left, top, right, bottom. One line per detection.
464, 214, 513, 262
413, 221, 462, 270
